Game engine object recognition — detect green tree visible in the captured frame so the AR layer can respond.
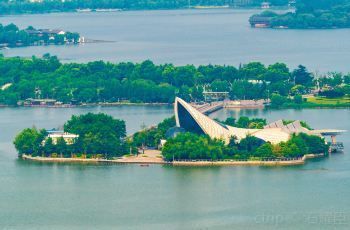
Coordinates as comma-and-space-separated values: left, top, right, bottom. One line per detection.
56, 137, 68, 157
64, 113, 127, 158
270, 93, 288, 108
13, 127, 42, 157
254, 143, 274, 158
293, 94, 303, 104
292, 65, 313, 86
44, 137, 55, 157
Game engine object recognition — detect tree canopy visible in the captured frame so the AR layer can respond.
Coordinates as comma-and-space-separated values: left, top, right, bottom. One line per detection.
162, 132, 329, 161
14, 113, 128, 159
0, 23, 80, 47
0, 56, 348, 108
251, 1, 350, 29
64, 113, 127, 158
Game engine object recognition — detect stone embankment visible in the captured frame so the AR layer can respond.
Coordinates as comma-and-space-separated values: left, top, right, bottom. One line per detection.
22, 152, 325, 167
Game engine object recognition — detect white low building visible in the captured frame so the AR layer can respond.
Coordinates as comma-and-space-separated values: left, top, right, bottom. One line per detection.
46, 131, 79, 145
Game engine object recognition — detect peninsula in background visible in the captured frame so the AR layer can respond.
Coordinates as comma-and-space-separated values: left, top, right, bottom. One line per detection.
0, 23, 82, 48
0, 0, 290, 14
250, 0, 350, 29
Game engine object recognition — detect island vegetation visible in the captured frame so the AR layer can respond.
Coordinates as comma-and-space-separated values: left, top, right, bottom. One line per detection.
0, 23, 80, 48
132, 116, 176, 148
0, 55, 349, 108
1, 0, 289, 14
250, 0, 350, 29
217, 116, 267, 129
162, 132, 328, 161
131, 115, 325, 162
14, 113, 128, 159
14, 113, 329, 162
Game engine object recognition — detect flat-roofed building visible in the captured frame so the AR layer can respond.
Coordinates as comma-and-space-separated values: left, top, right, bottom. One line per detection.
45, 130, 79, 145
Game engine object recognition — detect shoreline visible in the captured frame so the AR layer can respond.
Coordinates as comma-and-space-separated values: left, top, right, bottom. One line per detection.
22, 153, 325, 166
1, 101, 349, 109
0, 102, 171, 108
0, 7, 283, 16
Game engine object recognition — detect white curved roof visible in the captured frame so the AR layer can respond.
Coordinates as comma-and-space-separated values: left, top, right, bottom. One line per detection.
174, 97, 345, 144
175, 97, 291, 144
251, 128, 290, 144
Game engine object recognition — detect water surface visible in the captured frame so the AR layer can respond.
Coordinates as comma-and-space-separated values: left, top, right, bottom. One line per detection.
1, 9, 350, 72
0, 106, 349, 229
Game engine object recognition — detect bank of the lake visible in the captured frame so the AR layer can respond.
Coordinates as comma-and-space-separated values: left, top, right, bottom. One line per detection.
21, 153, 326, 167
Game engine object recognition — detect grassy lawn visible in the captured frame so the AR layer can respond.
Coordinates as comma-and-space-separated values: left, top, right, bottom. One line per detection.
306, 96, 350, 105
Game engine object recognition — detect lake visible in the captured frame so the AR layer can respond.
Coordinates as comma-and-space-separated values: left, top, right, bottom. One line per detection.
1, 9, 350, 72
0, 106, 349, 229
1, 8, 350, 229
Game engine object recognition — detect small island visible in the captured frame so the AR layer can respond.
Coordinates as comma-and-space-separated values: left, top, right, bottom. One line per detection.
14, 98, 346, 166
250, 0, 350, 29
14, 113, 129, 160
0, 23, 82, 48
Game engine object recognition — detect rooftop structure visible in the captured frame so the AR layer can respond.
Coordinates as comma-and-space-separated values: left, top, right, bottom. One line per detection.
202, 91, 229, 102
249, 16, 272, 28
25, 29, 65, 35
24, 98, 57, 106
261, 2, 271, 9
45, 130, 79, 145
174, 97, 345, 145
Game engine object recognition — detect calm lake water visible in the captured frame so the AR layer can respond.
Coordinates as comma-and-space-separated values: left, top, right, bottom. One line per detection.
1, 9, 350, 72
1, 9, 350, 229
0, 106, 349, 229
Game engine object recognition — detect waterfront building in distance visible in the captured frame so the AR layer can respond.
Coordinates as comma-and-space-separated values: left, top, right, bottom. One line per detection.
174, 97, 345, 147
0, 23, 82, 48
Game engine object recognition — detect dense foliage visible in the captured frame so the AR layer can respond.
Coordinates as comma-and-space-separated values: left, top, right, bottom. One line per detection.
252, 0, 350, 29
64, 113, 127, 158
162, 133, 226, 161
0, 23, 80, 47
162, 132, 329, 161
132, 116, 176, 147
0, 56, 348, 107
218, 116, 267, 129
13, 127, 47, 157
14, 113, 328, 161
0, 0, 288, 14
14, 113, 128, 158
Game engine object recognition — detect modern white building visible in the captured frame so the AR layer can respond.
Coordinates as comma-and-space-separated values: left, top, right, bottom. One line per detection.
174, 97, 345, 145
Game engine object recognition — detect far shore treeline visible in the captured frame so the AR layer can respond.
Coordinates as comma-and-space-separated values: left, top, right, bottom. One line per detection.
0, 0, 289, 14
13, 113, 329, 161
250, 0, 350, 29
0, 55, 349, 108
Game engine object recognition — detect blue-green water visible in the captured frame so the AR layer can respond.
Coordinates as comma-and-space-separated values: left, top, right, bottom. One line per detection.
1, 8, 350, 229
0, 106, 349, 229
1, 9, 350, 72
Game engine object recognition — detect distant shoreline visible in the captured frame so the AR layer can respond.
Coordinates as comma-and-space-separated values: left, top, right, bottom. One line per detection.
22, 153, 325, 166
0, 102, 171, 108
0, 7, 272, 16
